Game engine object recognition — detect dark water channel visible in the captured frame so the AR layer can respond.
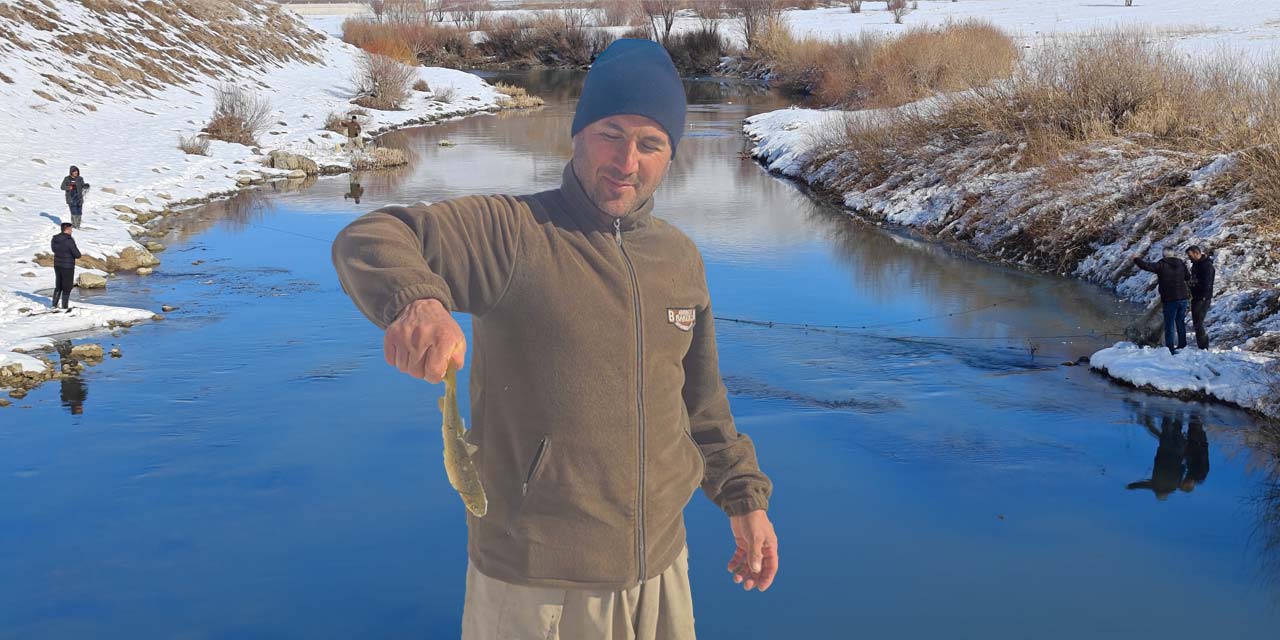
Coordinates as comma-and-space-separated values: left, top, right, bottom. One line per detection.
3, 70, 1279, 638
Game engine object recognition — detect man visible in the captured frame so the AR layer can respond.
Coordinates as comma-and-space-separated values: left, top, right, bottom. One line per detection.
345, 115, 363, 152
59, 165, 89, 229
1133, 247, 1191, 355
344, 173, 364, 205
332, 39, 777, 639
1186, 245, 1215, 350
50, 222, 81, 311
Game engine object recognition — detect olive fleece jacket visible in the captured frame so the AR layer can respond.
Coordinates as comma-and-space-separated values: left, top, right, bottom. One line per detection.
332, 163, 772, 589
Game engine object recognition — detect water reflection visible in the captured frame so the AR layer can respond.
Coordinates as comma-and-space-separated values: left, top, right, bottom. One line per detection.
1125, 404, 1211, 500
344, 173, 364, 205
53, 340, 87, 415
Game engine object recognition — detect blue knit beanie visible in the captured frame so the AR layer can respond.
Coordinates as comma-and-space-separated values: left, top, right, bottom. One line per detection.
571, 39, 687, 156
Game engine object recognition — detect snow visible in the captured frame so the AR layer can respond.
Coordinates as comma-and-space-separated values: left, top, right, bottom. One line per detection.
1090, 343, 1279, 416
0, 1, 511, 381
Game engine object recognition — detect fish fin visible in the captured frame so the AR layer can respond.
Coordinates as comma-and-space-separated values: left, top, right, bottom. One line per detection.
464, 442, 479, 456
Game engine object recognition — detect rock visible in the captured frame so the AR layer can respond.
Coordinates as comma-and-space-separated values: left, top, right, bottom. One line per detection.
145, 241, 166, 253
192, 260, 204, 266
287, 169, 307, 179
152, 313, 166, 321
9, 389, 27, 399
161, 305, 178, 312
157, 192, 172, 200
110, 347, 122, 358
1062, 361, 1077, 367
438, 140, 456, 147
0, 399, 9, 408
113, 204, 135, 214
77, 273, 107, 289
101, 186, 117, 194
236, 177, 253, 185
40, 181, 52, 188
71, 344, 104, 360
20, 272, 35, 278
134, 197, 151, 205
17, 307, 30, 314
118, 214, 133, 222
136, 267, 154, 276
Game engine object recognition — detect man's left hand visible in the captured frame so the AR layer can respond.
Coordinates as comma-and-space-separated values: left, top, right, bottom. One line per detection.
726, 509, 778, 592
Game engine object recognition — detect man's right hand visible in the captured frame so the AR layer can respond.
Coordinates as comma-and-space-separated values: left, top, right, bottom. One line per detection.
384, 298, 466, 383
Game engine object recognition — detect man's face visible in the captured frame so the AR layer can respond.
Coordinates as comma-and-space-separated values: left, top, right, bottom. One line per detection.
571, 115, 672, 218
1187, 249, 1202, 261
63, 227, 72, 235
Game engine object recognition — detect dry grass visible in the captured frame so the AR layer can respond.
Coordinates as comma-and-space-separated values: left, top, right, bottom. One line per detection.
477, 11, 615, 67
323, 111, 350, 133
353, 52, 415, 110
177, 134, 210, 156
759, 20, 1016, 108
730, 0, 785, 52
342, 17, 477, 67
203, 83, 272, 146
413, 78, 431, 91
433, 83, 459, 103
594, 0, 636, 26
352, 147, 410, 170
494, 82, 545, 108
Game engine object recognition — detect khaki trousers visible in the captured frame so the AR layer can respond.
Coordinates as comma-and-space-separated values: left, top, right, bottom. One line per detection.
461, 546, 696, 640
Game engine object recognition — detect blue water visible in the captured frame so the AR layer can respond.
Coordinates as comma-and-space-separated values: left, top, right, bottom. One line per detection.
2, 72, 1277, 638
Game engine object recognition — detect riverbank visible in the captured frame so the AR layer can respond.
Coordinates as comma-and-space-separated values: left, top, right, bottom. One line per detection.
0, 0, 527, 401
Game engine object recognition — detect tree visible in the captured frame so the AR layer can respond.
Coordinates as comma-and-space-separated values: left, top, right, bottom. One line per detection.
364, 0, 386, 21
849, 0, 862, 12
729, 0, 780, 51
640, 0, 683, 45
888, 0, 907, 24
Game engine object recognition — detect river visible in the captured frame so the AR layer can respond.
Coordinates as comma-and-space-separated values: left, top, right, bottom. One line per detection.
2, 70, 1277, 638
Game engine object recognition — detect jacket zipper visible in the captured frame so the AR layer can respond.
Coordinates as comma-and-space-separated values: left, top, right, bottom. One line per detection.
615, 217, 646, 585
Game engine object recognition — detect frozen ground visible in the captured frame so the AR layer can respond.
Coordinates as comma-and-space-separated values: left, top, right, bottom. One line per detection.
0, 1, 512, 388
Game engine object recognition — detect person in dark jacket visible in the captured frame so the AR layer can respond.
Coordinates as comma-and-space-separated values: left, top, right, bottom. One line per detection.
1127, 409, 1188, 501
1181, 411, 1210, 492
1186, 245, 1215, 350
1134, 247, 1191, 355
59, 166, 89, 229
344, 115, 363, 152
50, 222, 81, 310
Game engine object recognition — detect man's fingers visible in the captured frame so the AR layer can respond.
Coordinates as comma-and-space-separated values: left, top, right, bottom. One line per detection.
727, 549, 745, 574
756, 552, 778, 592
408, 343, 431, 381
450, 335, 467, 371
748, 535, 764, 574
422, 344, 447, 383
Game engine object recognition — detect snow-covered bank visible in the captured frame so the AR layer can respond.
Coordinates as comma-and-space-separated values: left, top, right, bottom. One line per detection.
0, 0, 516, 398
1090, 344, 1279, 417
745, 103, 1280, 415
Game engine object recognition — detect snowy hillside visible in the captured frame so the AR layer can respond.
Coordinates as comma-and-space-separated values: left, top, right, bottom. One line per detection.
0, 0, 511, 380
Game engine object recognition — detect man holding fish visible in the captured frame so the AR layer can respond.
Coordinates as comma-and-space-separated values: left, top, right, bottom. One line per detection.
333, 39, 777, 640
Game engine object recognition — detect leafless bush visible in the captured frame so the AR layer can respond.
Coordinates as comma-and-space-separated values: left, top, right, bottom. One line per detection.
365, 0, 386, 21
640, 0, 683, 45
889, 0, 907, 24
447, 0, 489, 27
594, 0, 636, 26
353, 52, 415, 110
849, 0, 862, 12
480, 12, 615, 67
730, 0, 783, 51
323, 111, 349, 133
494, 82, 546, 108
434, 83, 458, 103
384, 0, 430, 22
665, 24, 728, 74
413, 78, 431, 91
177, 134, 209, 156
203, 83, 272, 146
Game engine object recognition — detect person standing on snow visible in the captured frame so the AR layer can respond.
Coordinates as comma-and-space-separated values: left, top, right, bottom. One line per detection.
333, 39, 777, 640
50, 222, 81, 311
59, 165, 89, 229
345, 115, 363, 152
1186, 245, 1215, 350
1133, 247, 1191, 355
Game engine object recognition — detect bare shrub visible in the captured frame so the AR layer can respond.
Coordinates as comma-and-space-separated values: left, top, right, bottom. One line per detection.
730, 0, 783, 52
323, 111, 349, 133
888, 0, 907, 24
849, 0, 862, 12
793, 0, 819, 9
494, 82, 546, 108
365, 0, 387, 21
665, 24, 729, 74
413, 78, 431, 91
480, 12, 615, 67
352, 147, 410, 170
594, 0, 636, 26
446, 0, 489, 27
342, 16, 477, 66
203, 83, 272, 146
640, 0, 683, 45
623, 25, 652, 40
434, 83, 458, 103
177, 134, 209, 156
353, 52, 415, 110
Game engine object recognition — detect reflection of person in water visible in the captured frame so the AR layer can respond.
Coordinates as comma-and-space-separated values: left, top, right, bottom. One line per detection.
1127, 409, 1210, 499
344, 173, 364, 205
54, 340, 87, 415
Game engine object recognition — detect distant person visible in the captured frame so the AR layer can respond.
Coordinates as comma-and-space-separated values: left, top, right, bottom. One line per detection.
59, 165, 89, 229
50, 222, 81, 311
1133, 247, 1191, 355
1186, 245, 1215, 350
1181, 412, 1210, 492
1127, 410, 1187, 500
344, 174, 364, 204
345, 115, 363, 152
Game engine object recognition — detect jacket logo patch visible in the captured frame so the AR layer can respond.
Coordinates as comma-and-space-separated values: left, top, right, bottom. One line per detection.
667, 308, 696, 332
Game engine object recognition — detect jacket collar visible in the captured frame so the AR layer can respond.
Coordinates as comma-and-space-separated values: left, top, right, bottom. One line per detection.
559, 162, 653, 234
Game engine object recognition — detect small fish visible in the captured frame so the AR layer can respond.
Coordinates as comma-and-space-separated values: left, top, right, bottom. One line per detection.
439, 364, 487, 517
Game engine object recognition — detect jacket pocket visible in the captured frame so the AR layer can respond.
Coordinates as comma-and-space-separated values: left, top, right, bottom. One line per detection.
683, 429, 706, 485
506, 435, 550, 534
